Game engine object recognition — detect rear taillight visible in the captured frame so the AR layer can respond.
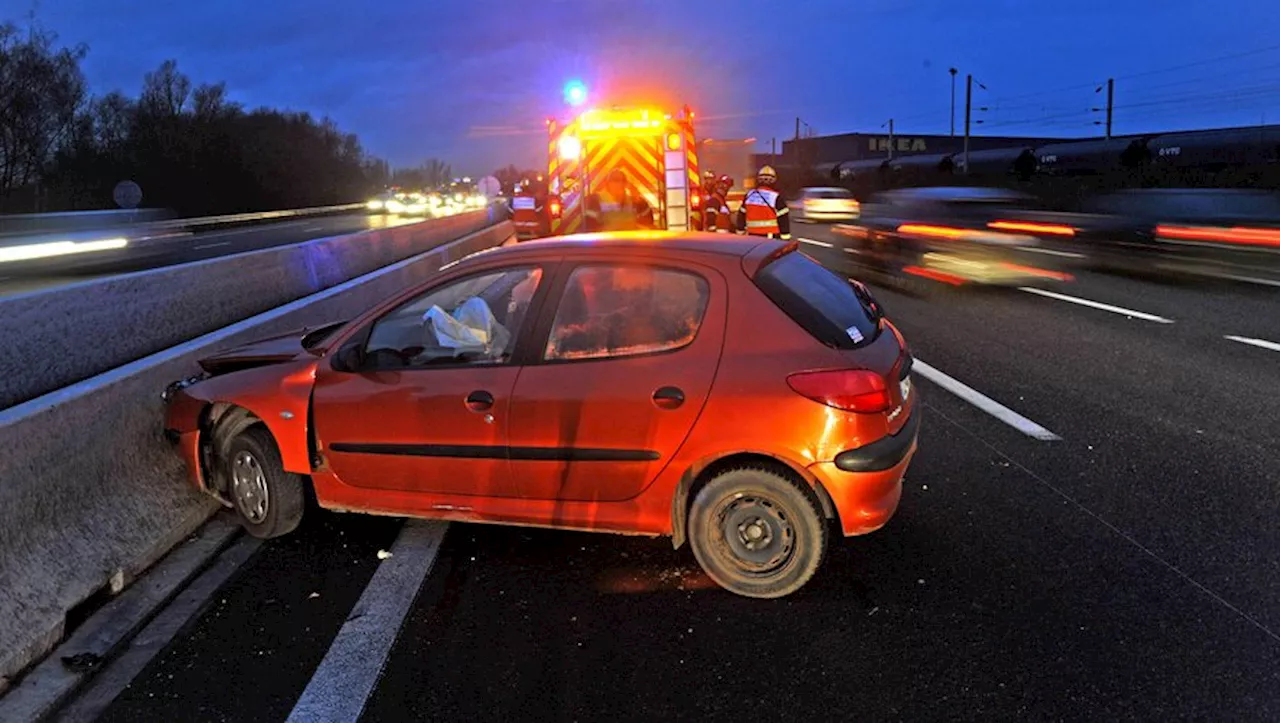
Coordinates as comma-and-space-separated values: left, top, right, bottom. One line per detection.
787, 369, 891, 413
691, 190, 702, 210
548, 195, 562, 218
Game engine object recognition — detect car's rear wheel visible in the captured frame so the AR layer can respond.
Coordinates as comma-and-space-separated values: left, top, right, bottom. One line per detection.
688, 467, 827, 599
225, 427, 305, 539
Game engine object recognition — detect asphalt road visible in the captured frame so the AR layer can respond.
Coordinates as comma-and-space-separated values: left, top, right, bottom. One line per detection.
63, 224, 1280, 721
0, 213, 418, 298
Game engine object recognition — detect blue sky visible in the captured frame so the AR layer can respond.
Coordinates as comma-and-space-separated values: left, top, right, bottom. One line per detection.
15, 0, 1280, 175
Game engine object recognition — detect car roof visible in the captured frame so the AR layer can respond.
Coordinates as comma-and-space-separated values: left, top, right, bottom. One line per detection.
485, 231, 776, 260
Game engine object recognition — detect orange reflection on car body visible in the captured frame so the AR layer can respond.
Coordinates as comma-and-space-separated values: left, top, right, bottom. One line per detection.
164, 233, 919, 572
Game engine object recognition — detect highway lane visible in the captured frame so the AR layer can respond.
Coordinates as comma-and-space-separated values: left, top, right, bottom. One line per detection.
0, 213, 421, 299
59, 228, 1280, 721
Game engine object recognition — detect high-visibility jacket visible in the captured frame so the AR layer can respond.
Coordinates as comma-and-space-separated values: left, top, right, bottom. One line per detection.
584, 188, 653, 232
511, 192, 545, 238
735, 186, 791, 239
703, 192, 732, 232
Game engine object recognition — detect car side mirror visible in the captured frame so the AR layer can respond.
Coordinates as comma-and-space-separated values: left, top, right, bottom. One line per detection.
331, 340, 366, 373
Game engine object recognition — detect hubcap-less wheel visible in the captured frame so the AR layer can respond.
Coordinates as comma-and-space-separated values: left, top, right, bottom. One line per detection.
715, 495, 795, 575
687, 467, 828, 599
231, 450, 270, 524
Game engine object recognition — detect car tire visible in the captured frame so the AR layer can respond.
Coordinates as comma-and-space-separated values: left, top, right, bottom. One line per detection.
688, 466, 828, 599
225, 427, 305, 539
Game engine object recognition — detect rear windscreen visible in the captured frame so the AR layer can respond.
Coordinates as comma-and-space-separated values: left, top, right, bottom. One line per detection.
812, 189, 853, 199
753, 251, 880, 349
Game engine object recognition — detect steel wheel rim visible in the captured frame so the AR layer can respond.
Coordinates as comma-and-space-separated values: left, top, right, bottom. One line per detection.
231, 450, 270, 524
713, 493, 795, 575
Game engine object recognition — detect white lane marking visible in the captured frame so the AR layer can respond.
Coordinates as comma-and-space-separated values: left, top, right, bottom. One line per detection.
51, 533, 262, 723
1196, 269, 1280, 288
1016, 246, 1086, 259
1224, 334, 1280, 353
913, 359, 1062, 441
286, 521, 447, 723
192, 241, 231, 250
1017, 286, 1175, 324
798, 237, 834, 248
304, 226, 327, 232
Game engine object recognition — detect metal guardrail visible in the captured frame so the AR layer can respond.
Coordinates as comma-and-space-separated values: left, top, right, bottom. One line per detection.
148, 203, 366, 230
0, 203, 366, 240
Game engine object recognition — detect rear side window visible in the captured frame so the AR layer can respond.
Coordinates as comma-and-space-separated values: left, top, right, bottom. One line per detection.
544, 265, 710, 361
754, 252, 879, 349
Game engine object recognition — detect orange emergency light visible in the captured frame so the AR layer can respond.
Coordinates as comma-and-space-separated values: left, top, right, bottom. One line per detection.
548, 195, 562, 219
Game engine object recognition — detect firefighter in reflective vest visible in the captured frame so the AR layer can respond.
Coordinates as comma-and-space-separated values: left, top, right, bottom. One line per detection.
704, 174, 733, 232
735, 165, 791, 239
584, 169, 654, 231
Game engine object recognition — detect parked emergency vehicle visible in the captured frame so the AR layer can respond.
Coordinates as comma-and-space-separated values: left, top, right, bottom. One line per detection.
545, 105, 702, 235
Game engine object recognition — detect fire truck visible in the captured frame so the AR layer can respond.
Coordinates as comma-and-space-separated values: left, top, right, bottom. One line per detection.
545, 105, 702, 235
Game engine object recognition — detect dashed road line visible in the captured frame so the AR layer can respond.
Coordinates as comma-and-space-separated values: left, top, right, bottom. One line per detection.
1017, 286, 1175, 324
798, 237, 834, 248
913, 359, 1062, 441
1224, 334, 1280, 353
286, 520, 447, 723
192, 241, 231, 250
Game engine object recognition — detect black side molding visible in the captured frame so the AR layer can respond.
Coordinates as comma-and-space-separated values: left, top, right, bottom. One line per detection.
833, 410, 921, 473
328, 443, 659, 462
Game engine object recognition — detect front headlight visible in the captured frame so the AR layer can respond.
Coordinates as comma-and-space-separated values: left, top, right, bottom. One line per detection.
367, 199, 384, 210
386, 200, 405, 213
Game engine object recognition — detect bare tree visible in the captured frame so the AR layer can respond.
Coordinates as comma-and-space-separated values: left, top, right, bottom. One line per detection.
0, 22, 87, 205
139, 59, 190, 118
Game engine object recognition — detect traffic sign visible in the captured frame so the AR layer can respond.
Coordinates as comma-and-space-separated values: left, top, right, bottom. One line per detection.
113, 180, 142, 209
477, 176, 501, 198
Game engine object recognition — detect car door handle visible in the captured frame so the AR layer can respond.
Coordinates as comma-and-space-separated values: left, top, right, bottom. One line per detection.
652, 386, 685, 410
465, 390, 495, 412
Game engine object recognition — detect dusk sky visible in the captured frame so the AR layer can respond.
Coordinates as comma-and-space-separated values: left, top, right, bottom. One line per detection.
16, 0, 1280, 175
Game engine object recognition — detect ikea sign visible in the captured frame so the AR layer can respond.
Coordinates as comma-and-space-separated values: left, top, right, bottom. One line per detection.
870, 137, 928, 152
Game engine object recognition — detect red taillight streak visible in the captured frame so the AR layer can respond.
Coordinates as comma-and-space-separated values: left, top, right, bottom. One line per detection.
902, 265, 965, 285
988, 220, 1076, 236
897, 223, 969, 239
1155, 224, 1280, 248
787, 369, 892, 413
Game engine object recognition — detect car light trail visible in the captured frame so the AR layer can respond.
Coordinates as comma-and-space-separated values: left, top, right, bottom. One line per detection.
988, 220, 1077, 236
1155, 224, 1280, 248
0, 237, 128, 264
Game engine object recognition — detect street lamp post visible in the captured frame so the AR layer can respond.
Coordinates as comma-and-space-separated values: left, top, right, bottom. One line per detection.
949, 68, 958, 137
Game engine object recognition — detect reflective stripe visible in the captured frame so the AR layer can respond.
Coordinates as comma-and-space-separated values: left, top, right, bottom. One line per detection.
512, 197, 536, 210
742, 188, 781, 235
776, 206, 789, 216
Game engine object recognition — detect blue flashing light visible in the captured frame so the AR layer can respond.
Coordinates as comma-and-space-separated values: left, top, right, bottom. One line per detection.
564, 80, 588, 107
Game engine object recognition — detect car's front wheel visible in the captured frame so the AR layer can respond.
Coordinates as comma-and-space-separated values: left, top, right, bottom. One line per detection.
225, 427, 305, 539
688, 467, 828, 599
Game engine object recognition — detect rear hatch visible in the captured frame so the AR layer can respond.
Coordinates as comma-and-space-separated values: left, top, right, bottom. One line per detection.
752, 248, 914, 433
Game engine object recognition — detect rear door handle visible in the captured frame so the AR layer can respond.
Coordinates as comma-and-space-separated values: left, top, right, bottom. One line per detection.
652, 386, 685, 410
465, 390, 494, 412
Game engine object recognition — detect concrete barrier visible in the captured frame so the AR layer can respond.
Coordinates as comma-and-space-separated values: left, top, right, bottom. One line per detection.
0, 208, 500, 410
0, 209, 176, 237
0, 221, 515, 691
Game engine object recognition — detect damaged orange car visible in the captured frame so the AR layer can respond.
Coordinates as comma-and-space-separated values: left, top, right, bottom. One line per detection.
163, 233, 919, 598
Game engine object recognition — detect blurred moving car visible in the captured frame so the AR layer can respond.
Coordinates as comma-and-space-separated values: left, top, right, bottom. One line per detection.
365, 191, 396, 213
162, 233, 919, 599
385, 192, 429, 216
1076, 188, 1280, 286
798, 187, 860, 222
834, 186, 1072, 287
